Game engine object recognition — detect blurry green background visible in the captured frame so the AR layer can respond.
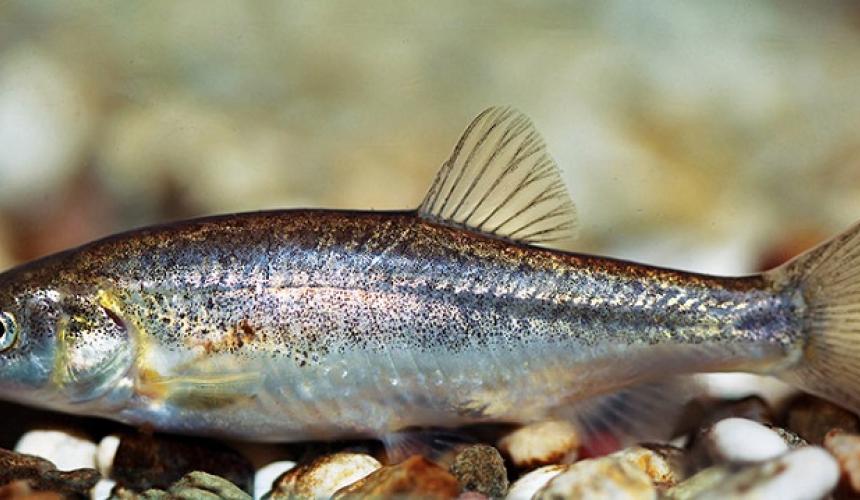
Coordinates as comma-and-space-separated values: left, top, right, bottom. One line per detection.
1, 1, 859, 276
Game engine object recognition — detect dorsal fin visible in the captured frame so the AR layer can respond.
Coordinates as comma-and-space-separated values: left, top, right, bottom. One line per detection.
417, 106, 577, 247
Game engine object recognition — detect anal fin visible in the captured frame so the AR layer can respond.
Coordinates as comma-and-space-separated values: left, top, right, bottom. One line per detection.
549, 376, 702, 456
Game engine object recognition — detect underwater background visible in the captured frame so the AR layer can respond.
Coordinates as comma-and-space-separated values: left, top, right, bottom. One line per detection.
0, 1, 859, 279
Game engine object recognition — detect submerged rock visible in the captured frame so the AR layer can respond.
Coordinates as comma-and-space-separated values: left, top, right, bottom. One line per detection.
504, 465, 568, 500
14, 429, 98, 472
823, 428, 860, 494
110, 433, 254, 494
449, 445, 509, 498
763, 424, 808, 449
254, 461, 296, 500
108, 471, 250, 500
331, 455, 459, 499
533, 456, 656, 500
610, 444, 686, 488
0, 480, 64, 500
665, 446, 838, 500
267, 452, 380, 500
497, 420, 579, 469
701, 395, 775, 426
692, 417, 788, 467
96, 435, 122, 477
169, 471, 251, 500
785, 395, 860, 444
0, 447, 99, 498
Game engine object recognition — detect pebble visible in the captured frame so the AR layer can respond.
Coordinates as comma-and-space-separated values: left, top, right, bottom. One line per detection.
96, 435, 121, 477
704, 418, 788, 463
665, 446, 838, 500
110, 433, 254, 494
702, 395, 775, 425
0, 446, 100, 498
785, 395, 860, 444
497, 420, 580, 469
610, 444, 685, 488
534, 456, 656, 500
504, 465, 569, 500
449, 445, 509, 498
254, 461, 296, 499
763, 424, 808, 449
109, 471, 251, 500
0, 480, 64, 500
169, 471, 251, 500
91, 479, 116, 500
14, 430, 98, 472
331, 455, 459, 499
823, 428, 860, 493
458, 492, 490, 500
267, 452, 381, 499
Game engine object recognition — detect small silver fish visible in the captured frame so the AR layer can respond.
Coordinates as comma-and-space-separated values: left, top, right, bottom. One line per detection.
0, 107, 856, 450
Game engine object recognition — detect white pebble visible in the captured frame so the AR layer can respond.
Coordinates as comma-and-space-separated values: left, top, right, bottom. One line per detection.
15, 429, 97, 471
90, 479, 116, 500
270, 452, 381, 499
694, 446, 839, 500
535, 457, 656, 500
254, 460, 296, 499
497, 420, 580, 468
709, 417, 788, 462
505, 465, 569, 500
96, 435, 121, 477
610, 445, 683, 486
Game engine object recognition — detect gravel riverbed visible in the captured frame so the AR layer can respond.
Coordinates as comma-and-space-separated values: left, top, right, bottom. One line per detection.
1, 389, 858, 500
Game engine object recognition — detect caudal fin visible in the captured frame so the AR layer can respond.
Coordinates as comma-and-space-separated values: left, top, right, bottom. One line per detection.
769, 220, 860, 411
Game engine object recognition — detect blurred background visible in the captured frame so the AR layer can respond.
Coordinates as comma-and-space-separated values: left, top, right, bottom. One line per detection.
1, 1, 859, 278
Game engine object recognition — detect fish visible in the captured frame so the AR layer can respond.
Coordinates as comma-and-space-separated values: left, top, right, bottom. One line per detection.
0, 106, 858, 452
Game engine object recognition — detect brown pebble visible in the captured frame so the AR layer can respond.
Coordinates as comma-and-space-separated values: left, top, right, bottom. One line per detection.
0, 447, 99, 498
0, 481, 63, 500
110, 432, 254, 494
449, 445, 508, 498
785, 395, 860, 444
823, 429, 860, 494
456, 493, 489, 500
332, 455, 460, 499
704, 396, 775, 425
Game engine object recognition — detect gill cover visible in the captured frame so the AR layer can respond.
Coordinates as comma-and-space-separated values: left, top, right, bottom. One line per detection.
52, 289, 134, 402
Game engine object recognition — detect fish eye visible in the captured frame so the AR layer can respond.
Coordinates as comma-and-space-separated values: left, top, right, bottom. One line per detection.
0, 312, 17, 351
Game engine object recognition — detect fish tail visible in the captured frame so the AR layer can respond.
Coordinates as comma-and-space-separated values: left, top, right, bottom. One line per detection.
768, 220, 860, 411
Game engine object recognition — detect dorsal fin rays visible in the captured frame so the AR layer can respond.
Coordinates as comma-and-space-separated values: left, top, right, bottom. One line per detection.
418, 106, 578, 247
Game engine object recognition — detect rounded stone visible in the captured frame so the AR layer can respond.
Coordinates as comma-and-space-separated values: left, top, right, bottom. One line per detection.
497, 420, 580, 469
708, 417, 788, 462
14, 429, 97, 472
268, 452, 380, 499
534, 457, 656, 500
449, 445, 509, 498
504, 465, 568, 500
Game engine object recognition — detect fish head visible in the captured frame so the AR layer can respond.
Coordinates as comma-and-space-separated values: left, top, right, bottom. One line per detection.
0, 268, 134, 410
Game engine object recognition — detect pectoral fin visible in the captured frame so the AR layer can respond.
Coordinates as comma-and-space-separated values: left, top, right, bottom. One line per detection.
137, 370, 263, 410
